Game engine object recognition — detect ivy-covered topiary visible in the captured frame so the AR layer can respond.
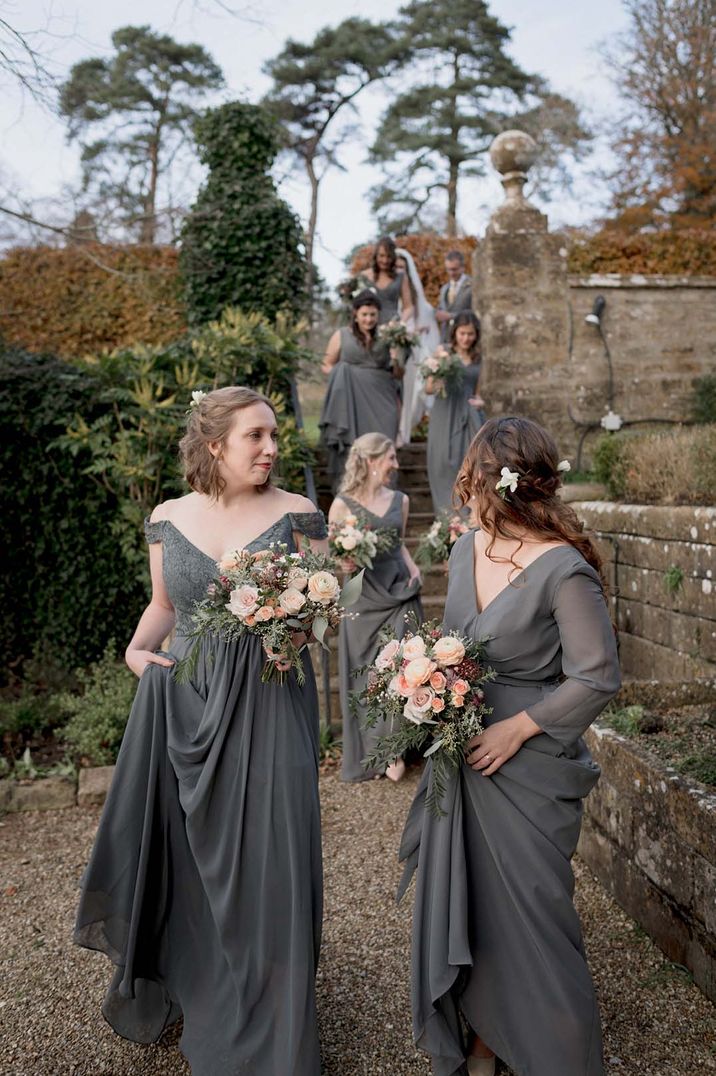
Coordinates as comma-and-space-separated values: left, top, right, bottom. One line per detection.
180, 101, 308, 324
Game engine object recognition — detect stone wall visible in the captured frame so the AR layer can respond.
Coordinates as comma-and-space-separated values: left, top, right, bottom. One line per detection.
578, 723, 716, 1003
573, 502, 716, 680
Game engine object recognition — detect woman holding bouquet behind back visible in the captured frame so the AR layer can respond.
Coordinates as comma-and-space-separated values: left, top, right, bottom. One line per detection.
328, 432, 423, 783
425, 311, 485, 513
74, 387, 327, 1075
399, 416, 621, 1075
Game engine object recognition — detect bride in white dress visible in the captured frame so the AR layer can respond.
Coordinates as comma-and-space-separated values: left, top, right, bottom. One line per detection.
396, 248, 439, 445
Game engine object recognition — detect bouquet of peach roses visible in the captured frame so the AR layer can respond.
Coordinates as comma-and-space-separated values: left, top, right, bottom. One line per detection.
328, 509, 398, 570
174, 543, 363, 686
415, 511, 471, 570
419, 345, 463, 398
356, 617, 494, 815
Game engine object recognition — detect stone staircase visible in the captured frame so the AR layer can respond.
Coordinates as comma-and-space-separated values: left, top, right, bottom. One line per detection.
313, 441, 448, 730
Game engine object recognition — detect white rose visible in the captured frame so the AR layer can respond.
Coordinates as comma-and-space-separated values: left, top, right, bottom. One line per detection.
227, 585, 259, 618
279, 587, 307, 615
402, 635, 426, 660
375, 639, 401, 671
340, 532, 358, 552
287, 566, 309, 591
432, 636, 465, 666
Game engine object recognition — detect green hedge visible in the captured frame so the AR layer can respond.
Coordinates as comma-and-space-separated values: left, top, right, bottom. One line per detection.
0, 349, 145, 683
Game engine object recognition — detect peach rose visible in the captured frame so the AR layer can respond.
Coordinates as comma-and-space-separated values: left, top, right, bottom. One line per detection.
274, 607, 287, 619
244, 614, 256, 627
218, 549, 244, 572
402, 635, 426, 660
376, 639, 401, 671
403, 656, 437, 689
431, 696, 446, 713
429, 670, 447, 692
254, 605, 274, 622
451, 692, 465, 707
226, 584, 259, 618
452, 678, 469, 696
432, 636, 465, 666
307, 571, 341, 606
278, 587, 307, 615
388, 673, 414, 698
404, 685, 435, 724
338, 527, 360, 552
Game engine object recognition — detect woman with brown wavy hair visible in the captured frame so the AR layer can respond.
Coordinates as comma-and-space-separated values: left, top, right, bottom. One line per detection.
399, 416, 621, 1076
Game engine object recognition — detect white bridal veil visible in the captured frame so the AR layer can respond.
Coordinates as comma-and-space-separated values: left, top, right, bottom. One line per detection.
396, 247, 438, 441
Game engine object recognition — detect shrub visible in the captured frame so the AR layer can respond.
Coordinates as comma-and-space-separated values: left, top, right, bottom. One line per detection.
0, 244, 185, 358
0, 690, 72, 760
692, 375, 716, 425
567, 228, 716, 276
593, 425, 716, 505
59, 643, 137, 766
0, 349, 146, 682
181, 102, 307, 325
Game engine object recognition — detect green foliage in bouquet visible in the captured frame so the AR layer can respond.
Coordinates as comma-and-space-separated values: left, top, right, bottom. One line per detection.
57, 307, 315, 585
414, 511, 471, 570
59, 642, 137, 766
0, 349, 146, 681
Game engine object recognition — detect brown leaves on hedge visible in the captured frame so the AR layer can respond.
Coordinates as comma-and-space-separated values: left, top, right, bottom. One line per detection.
0, 244, 186, 357
567, 228, 716, 277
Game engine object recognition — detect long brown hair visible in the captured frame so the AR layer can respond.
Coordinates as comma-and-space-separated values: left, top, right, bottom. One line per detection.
449, 310, 481, 362
454, 416, 607, 593
350, 290, 381, 345
371, 235, 397, 279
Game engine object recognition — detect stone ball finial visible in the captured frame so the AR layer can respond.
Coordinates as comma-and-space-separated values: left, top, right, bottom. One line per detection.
490, 130, 538, 175
489, 130, 538, 205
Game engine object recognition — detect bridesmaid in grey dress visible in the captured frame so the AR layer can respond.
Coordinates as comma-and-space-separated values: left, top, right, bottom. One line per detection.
426, 311, 485, 513
399, 416, 621, 1076
320, 290, 401, 486
74, 387, 326, 1076
361, 235, 414, 324
327, 432, 423, 783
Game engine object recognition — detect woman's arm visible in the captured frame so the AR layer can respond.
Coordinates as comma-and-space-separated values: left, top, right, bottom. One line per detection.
125, 539, 177, 677
321, 331, 342, 375
424, 375, 437, 396
399, 494, 421, 585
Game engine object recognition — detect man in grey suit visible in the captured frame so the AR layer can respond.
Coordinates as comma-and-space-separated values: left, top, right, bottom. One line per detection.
436, 250, 473, 343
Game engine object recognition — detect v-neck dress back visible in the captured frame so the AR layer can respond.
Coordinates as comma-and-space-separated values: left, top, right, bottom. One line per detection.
336, 490, 424, 781
399, 530, 621, 1076
74, 510, 327, 1076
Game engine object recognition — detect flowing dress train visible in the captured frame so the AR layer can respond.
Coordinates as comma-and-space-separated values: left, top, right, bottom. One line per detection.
399, 532, 621, 1076
74, 512, 327, 1076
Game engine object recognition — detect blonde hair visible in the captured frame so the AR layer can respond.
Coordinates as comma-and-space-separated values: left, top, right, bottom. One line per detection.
179, 386, 277, 499
339, 432, 394, 495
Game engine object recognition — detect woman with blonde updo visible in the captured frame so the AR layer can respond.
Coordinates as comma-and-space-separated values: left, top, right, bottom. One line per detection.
399, 416, 621, 1076
74, 387, 327, 1075
328, 432, 423, 782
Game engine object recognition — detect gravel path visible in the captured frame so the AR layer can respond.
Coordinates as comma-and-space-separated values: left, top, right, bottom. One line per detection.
1, 767, 715, 1075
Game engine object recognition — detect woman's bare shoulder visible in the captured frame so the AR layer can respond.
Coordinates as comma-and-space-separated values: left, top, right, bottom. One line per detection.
150, 492, 199, 523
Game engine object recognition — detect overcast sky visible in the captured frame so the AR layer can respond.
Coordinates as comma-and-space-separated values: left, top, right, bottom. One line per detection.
1, 0, 630, 284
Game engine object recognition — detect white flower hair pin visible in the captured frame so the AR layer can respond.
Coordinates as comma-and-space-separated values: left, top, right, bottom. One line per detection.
189, 389, 207, 411
557, 459, 571, 473
495, 467, 520, 498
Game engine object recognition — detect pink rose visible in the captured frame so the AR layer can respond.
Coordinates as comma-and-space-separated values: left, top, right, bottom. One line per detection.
388, 673, 414, 698
453, 679, 469, 696
307, 571, 340, 606
429, 670, 447, 692
451, 692, 465, 708
403, 656, 437, 689
432, 636, 465, 666
431, 696, 446, 713
376, 639, 401, 671
278, 587, 307, 615
287, 567, 309, 591
244, 614, 256, 627
404, 685, 435, 724
254, 605, 274, 622
402, 635, 426, 660
227, 584, 259, 618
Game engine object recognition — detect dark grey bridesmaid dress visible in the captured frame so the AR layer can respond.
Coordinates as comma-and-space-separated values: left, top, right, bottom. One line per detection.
373, 271, 405, 323
74, 511, 327, 1076
427, 359, 485, 513
319, 327, 400, 486
399, 531, 621, 1076
337, 490, 423, 782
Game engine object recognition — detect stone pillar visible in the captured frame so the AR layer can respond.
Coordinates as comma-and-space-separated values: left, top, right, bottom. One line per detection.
475, 130, 575, 451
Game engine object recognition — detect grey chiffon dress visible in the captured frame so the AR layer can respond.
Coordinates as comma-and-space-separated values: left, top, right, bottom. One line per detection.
374, 271, 405, 323
74, 511, 327, 1076
427, 359, 485, 513
319, 327, 400, 486
399, 532, 621, 1076
337, 490, 423, 782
